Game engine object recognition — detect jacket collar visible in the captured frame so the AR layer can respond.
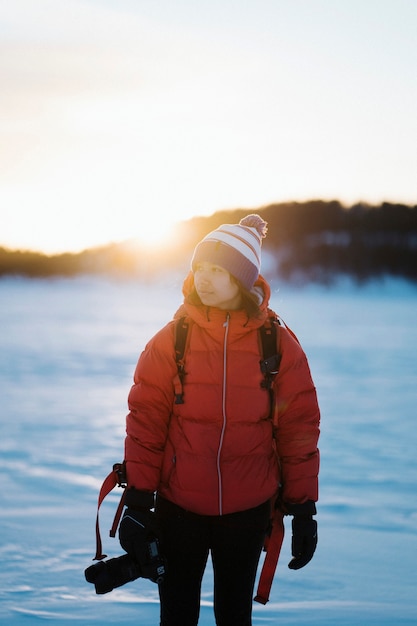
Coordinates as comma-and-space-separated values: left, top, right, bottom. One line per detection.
175, 272, 272, 332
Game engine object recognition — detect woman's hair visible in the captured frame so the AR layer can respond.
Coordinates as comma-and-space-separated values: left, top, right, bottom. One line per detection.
231, 275, 261, 317
238, 282, 263, 318
187, 276, 263, 319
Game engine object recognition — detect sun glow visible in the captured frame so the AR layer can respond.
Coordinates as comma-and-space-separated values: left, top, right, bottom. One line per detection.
132, 214, 178, 250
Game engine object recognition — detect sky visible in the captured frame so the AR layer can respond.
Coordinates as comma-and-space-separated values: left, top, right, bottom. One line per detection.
1, 0, 417, 253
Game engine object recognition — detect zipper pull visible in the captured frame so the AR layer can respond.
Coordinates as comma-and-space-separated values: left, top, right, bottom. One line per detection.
223, 313, 230, 328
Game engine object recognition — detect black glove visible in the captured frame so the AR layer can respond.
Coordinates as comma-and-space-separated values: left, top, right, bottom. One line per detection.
119, 488, 158, 565
287, 501, 317, 570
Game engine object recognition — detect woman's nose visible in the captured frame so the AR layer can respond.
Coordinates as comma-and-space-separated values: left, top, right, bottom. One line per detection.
197, 272, 212, 288
198, 273, 209, 285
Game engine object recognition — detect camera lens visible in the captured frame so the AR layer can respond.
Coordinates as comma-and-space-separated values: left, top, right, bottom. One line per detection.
84, 554, 141, 594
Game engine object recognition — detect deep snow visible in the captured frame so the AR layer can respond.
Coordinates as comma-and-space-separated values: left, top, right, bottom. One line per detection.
1, 275, 416, 625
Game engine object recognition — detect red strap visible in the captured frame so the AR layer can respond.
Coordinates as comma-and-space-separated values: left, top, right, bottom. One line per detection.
109, 489, 126, 538
254, 510, 285, 605
93, 469, 122, 561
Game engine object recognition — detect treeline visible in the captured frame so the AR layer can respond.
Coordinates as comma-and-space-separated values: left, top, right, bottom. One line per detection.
264, 200, 417, 283
0, 245, 150, 279
1, 200, 417, 283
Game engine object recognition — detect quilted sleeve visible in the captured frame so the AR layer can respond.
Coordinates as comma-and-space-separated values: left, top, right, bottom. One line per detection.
124, 321, 177, 492
273, 327, 320, 507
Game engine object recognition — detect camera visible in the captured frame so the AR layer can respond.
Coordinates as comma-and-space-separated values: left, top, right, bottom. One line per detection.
85, 537, 166, 594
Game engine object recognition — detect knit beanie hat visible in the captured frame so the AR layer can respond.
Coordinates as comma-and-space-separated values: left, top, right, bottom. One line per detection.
191, 214, 268, 290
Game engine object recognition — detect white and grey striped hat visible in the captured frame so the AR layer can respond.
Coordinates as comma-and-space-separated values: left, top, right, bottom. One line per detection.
191, 214, 267, 290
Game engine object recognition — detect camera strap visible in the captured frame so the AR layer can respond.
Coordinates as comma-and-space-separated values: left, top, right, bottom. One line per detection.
254, 507, 285, 604
93, 463, 127, 561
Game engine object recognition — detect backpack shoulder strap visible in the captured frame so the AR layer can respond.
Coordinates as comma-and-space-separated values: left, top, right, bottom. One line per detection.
174, 316, 191, 404
255, 315, 284, 604
174, 315, 282, 405
259, 316, 282, 408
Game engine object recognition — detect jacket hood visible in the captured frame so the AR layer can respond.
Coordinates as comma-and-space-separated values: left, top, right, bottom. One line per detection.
175, 271, 273, 331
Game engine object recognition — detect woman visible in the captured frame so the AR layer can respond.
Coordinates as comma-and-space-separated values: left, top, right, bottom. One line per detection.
119, 215, 320, 626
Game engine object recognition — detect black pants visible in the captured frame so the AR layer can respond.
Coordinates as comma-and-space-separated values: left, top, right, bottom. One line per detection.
155, 496, 270, 626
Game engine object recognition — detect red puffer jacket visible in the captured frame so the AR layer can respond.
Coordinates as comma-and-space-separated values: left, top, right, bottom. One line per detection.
125, 274, 320, 516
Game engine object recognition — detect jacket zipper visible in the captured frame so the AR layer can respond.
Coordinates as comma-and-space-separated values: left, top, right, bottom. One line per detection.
217, 313, 230, 515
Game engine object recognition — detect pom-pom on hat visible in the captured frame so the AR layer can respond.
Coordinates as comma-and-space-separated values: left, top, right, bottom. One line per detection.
191, 214, 268, 290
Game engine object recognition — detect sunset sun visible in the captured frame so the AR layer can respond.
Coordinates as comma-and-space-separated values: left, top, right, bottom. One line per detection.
131, 214, 178, 250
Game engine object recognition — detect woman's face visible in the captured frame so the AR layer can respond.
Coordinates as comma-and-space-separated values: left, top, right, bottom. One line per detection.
194, 261, 242, 310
